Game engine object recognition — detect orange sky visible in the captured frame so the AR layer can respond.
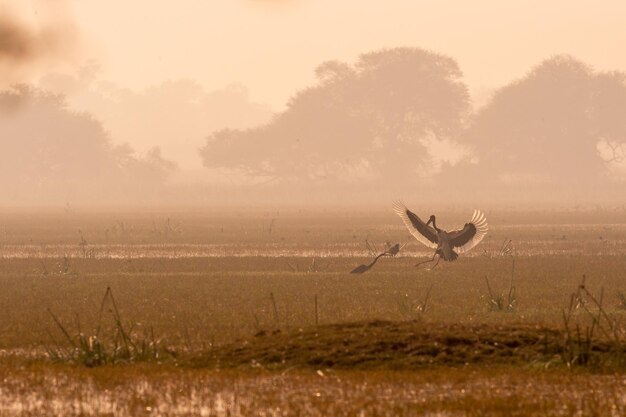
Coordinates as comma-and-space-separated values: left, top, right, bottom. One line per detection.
65, 0, 626, 108
4, 0, 626, 170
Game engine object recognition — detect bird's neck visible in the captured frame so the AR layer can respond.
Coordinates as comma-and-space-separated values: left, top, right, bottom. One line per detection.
432, 219, 441, 232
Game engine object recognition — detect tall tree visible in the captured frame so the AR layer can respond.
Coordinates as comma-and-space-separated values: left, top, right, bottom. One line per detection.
460, 55, 626, 189
0, 85, 175, 204
200, 48, 470, 187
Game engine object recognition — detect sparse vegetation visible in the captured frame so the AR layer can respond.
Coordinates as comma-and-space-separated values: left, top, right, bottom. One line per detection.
396, 284, 432, 320
1, 208, 626, 416
45, 287, 173, 367
483, 259, 517, 311
560, 275, 626, 369
617, 291, 626, 309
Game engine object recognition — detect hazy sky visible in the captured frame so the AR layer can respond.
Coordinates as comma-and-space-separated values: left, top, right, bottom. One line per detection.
4, 0, 626, 171
65, 0, 626, 108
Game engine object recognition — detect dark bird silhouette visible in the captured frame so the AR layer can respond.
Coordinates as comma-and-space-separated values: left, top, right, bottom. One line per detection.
393, 202, 488, 269
350, 243, 401, 274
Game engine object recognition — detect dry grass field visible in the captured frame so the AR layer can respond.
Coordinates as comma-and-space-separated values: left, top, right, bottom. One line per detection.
1, 206, 626, 416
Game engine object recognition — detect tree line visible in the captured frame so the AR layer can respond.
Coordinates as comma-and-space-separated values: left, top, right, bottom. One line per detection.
201, 49, 626, 203
2, 48, 625, 204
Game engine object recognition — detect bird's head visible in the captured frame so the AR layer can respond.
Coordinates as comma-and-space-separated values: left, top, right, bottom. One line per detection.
426, 215, 436, 226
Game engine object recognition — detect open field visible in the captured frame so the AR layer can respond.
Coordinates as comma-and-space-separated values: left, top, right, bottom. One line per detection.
1, 207, 626, 416
3, 365, 626, 417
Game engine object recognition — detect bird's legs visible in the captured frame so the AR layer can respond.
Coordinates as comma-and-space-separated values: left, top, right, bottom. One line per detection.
428, 256, 441, 270
414, 252, 439, 268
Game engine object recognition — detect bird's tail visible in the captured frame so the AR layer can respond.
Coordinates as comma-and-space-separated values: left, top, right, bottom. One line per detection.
439, 247, 458, 261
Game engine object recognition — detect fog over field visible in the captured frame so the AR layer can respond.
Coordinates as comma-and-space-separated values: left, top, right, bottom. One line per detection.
3, 3, 626, 416
0, 0, 625, 206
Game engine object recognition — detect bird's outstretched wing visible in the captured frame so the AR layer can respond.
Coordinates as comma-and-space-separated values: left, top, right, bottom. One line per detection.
448, 210, 488, 254
393, 202, 438, 249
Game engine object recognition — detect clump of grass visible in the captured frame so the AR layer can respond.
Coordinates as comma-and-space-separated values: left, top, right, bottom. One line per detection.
484, 258, 517, 311
499, 238, 514, 256
617, 291, 626, 309
482, 238, 514, 258
151, 217, 183, 237
484, 276, 516, 311
397, 284, 433, 320
45, 287, 174, 367
56, 255, 76, 275
78, 230, 95, 259
561, 275, 626, 369
41, 256, 80, 276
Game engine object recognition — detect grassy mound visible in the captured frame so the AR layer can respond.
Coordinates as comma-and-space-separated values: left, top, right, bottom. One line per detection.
189, 321, 573, 369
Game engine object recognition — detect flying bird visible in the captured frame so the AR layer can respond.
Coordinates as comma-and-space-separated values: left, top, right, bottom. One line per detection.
393, 202, 488, 269
350, 243, 401, 274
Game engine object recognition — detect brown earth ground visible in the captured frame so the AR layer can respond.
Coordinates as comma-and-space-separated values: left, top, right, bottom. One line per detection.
192, 321, 566, 370
2, 320, 625, 416
2, 208, 626, 416
2, 364, 625, 417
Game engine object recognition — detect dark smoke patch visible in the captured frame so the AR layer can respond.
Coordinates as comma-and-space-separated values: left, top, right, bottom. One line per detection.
0, 8, 78, 82
0, 15, 35, 61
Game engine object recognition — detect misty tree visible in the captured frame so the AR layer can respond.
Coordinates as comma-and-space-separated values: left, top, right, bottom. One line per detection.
459, 55, 626, 188
0, 85, 176, 204
592, 71, 626, 173
200, 47, 470, 186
